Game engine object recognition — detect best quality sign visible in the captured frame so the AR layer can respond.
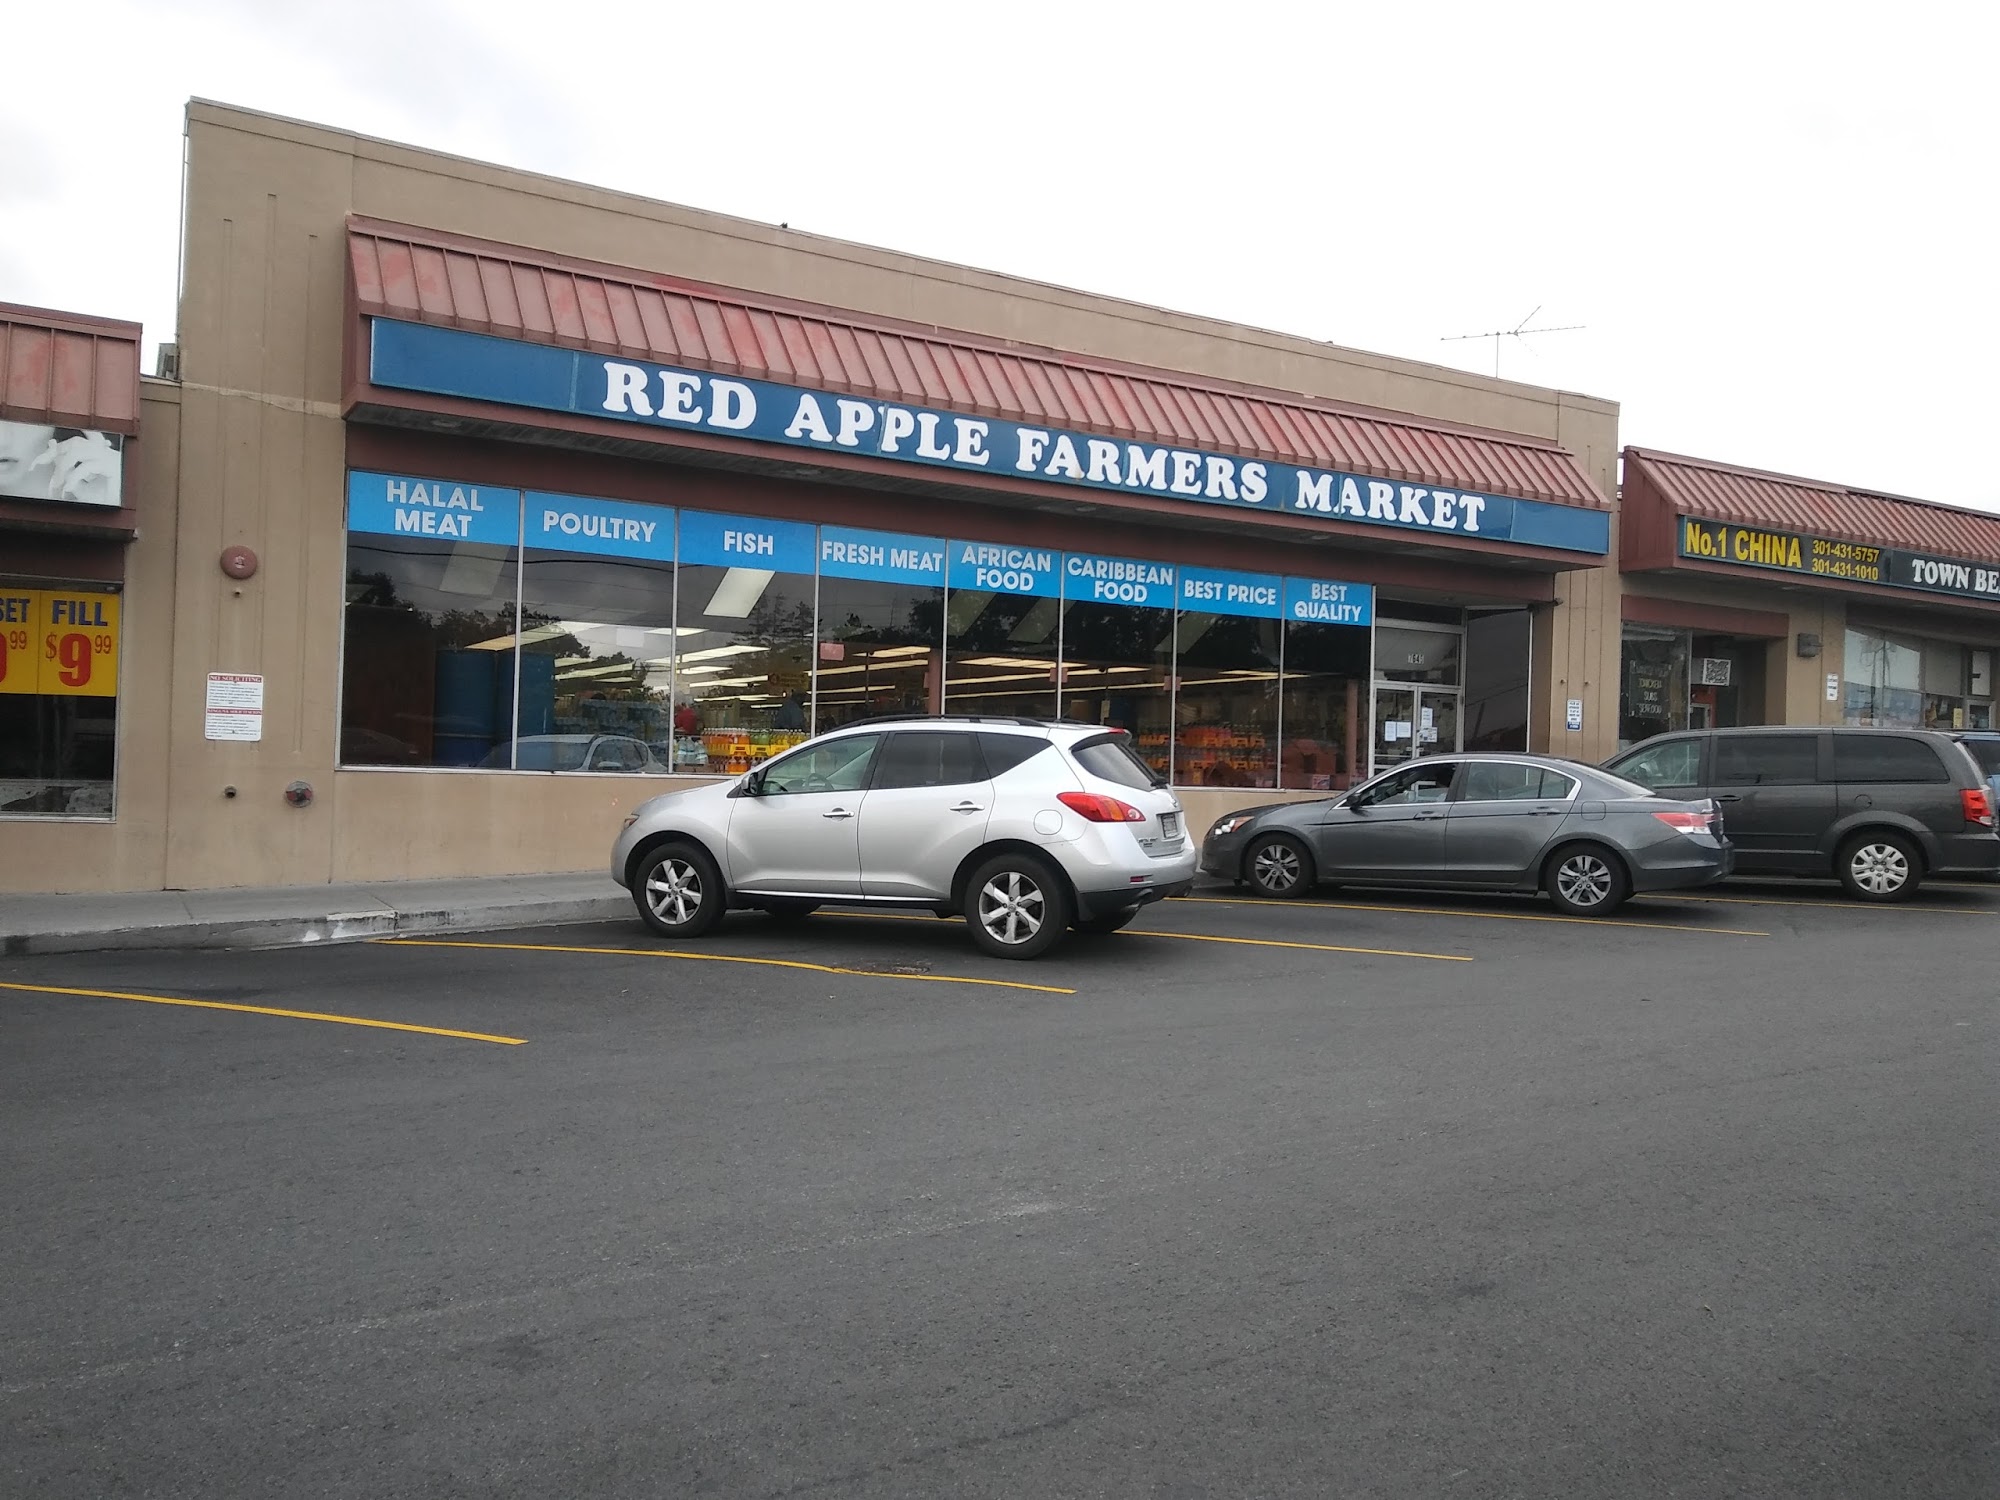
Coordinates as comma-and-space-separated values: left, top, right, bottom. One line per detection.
370, 320, 1610, 556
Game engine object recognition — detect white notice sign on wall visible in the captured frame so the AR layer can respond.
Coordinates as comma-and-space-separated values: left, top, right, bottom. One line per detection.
1565, 698, 1584, 732
205, 673, 265, 741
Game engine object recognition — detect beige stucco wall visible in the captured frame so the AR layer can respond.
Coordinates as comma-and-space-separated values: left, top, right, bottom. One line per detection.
8, 100, 1629, 893
2, 381, 181, 893
1610, 570, 1853, 735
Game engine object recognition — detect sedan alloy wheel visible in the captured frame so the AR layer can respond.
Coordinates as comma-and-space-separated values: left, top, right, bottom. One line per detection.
1245, 834, 1312, 898
1544, 843, 1630, 916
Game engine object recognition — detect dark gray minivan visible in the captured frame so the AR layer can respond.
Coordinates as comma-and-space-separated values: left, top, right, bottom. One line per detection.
1606, 727, 2000, 901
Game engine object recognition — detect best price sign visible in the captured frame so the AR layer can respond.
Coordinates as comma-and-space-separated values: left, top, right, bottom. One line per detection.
0, 589, 121, 697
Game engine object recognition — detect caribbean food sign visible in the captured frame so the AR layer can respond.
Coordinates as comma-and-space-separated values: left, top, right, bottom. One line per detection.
1678, 518, 2000, 603
368, 319, 1610, 556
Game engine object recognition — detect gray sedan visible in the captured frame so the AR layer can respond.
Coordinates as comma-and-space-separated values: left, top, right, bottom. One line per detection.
1199, 754, 1733, 916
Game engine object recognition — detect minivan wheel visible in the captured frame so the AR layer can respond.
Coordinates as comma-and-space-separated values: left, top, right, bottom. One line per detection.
634, 842, 726, 938
1244, 834, 1314, 899
1544, 843, 1631, 916
965, 853, 1071, 960
1838, 831, 1921, 901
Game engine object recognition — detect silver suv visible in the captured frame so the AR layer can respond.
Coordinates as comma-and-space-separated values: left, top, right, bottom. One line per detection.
611, 717, 1197, 959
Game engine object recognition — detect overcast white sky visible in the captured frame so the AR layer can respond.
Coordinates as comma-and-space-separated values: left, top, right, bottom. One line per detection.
4, 1, 1995, 511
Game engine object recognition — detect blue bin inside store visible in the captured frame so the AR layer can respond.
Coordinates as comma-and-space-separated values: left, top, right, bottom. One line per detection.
433, 651, 498, 766
513, 652, 555, 737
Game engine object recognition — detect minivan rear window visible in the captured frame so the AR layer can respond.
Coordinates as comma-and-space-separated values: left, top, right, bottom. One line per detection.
1833, 736, 1949, 784
1959, 739, 2000, 775
1070, 733, 1161, 790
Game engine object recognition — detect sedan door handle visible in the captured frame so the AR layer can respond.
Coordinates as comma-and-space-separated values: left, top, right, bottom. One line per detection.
1412, 811, 1447, 821
822, 807, 854, 820
949, 802, 985, 814
1714, 794, 1743, 803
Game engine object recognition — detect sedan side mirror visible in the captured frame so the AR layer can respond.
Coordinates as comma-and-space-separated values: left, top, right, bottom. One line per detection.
730, 770, 764, 799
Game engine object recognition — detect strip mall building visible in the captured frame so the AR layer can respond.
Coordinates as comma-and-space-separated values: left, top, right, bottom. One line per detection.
4, 102, 1996, 894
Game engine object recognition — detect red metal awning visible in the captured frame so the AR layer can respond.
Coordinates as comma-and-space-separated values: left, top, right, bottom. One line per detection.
1624, 447, 2000, 560
346, 218, 1608, 513
0, 302, 142, 435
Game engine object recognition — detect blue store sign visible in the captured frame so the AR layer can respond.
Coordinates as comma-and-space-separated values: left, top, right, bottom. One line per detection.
370, 319, 1610, 556
1178, 566, 1284, 619
677, 509, 817, 573
346, 469, 521, 546
1282, 575, 1375, 626
818, 525, 947, 586
525, 490, 674, 561
946, 541, 1062, 598
1063, 550, 1175, 608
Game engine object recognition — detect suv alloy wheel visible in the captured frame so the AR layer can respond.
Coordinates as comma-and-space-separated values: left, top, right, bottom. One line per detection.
965, 851, 1071, 960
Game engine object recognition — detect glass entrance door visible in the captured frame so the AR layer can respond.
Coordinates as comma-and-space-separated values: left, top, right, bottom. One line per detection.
1371, 686, 1460, 773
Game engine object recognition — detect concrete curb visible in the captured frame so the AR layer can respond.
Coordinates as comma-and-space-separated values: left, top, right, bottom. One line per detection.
2, 896, 632, 957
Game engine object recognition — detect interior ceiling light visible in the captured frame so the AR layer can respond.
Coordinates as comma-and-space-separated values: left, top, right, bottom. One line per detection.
816, 661, 925, 678
676, 642, 770, 664
864, 644, 934, 658
469, 623, 568, 651
702, 567, 775, 618
942, 671, 1055, 687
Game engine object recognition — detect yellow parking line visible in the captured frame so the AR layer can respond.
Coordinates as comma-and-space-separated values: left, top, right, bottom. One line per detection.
1116, 929, 1470, 962
0, 979, 525, 1045
1178, 893, 1767, 938
1636, 890, 1996, 916
383, 937, 1076, 995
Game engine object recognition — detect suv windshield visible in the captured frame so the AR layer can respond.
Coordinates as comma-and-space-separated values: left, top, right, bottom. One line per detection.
1071, 733, 1162, 789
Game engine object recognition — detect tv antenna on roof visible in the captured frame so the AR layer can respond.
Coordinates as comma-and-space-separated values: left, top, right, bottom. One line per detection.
1442, 306, 1585, 378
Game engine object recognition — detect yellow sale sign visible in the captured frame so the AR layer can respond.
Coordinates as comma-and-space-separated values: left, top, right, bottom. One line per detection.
0, 587, 38, 694
0, 589, 120, 696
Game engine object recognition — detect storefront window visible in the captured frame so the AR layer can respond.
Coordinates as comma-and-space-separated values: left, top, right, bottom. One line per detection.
1463, 609, 1530, 752
1172, 567, 1283, 789
340, 472, 524, 768
510, 492, 677, 772
333, 470, 1475, 791
0, 584, 120, 816
1619, 626, 1688, 749
814, 526, 945, 730
1843, 628, 1922, 727
673, 511, 817, 773
1281, 582, 1371, 790
1375, 623, 1461, 685
1057, 552, 1174, 779
943, 543, 1061, 718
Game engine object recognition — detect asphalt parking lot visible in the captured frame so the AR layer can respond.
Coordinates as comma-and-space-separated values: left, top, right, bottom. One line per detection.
4, 880, 1995, 1498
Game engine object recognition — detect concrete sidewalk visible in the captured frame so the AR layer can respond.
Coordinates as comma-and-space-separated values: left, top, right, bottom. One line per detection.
0, 873, 632, 956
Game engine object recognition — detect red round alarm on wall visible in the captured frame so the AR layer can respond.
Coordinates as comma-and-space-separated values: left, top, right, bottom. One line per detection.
220, 545, 259, 580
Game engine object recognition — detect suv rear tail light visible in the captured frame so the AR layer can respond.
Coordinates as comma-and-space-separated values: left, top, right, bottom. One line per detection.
1652, 810, 1714, 836
1961, 787, 1994, 827
1058, 791, 1147, 823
